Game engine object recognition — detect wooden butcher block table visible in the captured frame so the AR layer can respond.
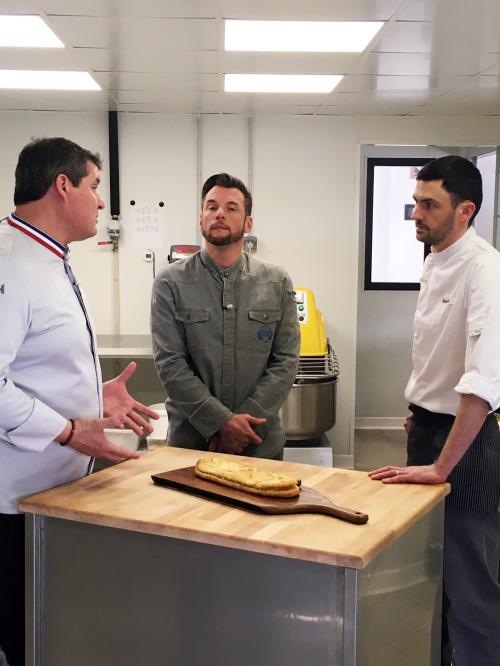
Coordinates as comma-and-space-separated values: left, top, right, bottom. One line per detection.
20, 446, 449, 666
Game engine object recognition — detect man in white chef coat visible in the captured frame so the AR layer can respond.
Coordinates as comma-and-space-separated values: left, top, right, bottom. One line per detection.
370, 156, 500, 666
0, 137, 158, 666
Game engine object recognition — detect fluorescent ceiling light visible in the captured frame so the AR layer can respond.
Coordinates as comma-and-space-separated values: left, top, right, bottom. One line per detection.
225, 74, 343, 94
0, 70, 100, 90
0, 15, 64, 48
225, 20, 383, 53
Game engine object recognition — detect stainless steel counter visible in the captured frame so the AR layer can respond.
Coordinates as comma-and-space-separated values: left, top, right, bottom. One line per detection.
97, 334, 153, 358
21, 448, 448, 666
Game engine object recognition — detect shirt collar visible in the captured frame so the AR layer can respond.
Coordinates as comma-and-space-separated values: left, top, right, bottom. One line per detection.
200, 248, 245, 278
8, 212, 68, 260
428, 226, 476, 264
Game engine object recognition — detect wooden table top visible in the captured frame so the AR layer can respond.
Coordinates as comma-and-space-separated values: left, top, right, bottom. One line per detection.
19, 447, 449, 569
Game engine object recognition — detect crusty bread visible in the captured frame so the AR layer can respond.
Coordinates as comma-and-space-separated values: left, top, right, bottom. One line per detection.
195, 457, 301, 498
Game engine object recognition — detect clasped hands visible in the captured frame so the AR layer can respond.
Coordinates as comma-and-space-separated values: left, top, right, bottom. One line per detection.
208, 413, 267, 454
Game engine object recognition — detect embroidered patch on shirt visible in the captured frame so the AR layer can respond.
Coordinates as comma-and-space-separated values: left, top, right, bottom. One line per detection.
257, 325, 274, 342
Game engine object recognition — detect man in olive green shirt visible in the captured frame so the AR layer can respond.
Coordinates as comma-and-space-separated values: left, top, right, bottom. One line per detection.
151, 173, 299, 459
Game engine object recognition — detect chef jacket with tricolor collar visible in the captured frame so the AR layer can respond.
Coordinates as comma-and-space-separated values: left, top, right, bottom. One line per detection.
0, 214, 101, 514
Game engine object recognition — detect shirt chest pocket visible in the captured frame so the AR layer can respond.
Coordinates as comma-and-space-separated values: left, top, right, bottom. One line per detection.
175, 308, 210, 351
415, 296, 455, 335
246, 309, 281, 352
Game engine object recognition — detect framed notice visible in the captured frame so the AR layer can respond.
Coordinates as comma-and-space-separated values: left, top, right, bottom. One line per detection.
365, 157, 432, 290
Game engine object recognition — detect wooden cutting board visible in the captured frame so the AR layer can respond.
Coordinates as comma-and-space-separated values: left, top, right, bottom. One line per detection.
152, 466, 369, 525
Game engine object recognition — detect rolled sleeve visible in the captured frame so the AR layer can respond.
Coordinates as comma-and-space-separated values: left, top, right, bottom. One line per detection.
455, 256, 500, 411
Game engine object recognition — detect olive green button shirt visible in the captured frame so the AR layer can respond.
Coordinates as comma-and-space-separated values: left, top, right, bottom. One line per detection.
151, 250, 300, 459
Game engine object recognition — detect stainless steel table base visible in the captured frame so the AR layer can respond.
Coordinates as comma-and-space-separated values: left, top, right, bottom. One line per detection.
26, 504, 443, 666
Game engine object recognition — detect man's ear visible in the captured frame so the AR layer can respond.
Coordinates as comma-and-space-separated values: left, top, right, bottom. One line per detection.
54, 173, 69, 198
460, 201, 476, 225
244, 215, 253, 234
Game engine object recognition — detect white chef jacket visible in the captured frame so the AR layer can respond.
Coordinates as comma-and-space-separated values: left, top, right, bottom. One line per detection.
0, 214, 102, 513
405, 227, 500, 415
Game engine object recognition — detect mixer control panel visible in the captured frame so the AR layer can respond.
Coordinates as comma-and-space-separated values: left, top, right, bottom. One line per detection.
294, 290, 308, 324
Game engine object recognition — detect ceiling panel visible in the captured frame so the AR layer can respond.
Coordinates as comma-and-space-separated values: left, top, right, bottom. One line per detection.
94, 72, 218, 92
0, 92, 25, 109
76, 48, 218, 74
354, 52, 432, 76
216, 0, 403, 21
0, 91, 110, 111
220, 52, 359, 76
48, 16, 218, 50
0, 0, 219, 17
2, 0, 404, 20
394, 0, 500, 23
0, 0, 499, 116
369, 21, 434, 53
336, 74, 473, 93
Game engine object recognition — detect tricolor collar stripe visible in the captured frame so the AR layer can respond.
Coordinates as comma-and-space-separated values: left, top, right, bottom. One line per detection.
8, 213, 66, 259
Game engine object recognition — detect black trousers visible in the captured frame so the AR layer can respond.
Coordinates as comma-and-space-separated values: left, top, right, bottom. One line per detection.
407, 407, 500, 666
0, 514, 25, 666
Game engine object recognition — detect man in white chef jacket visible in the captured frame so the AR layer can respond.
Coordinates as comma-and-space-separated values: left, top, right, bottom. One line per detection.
370, 156, 500, 666
0, 137, 158, 666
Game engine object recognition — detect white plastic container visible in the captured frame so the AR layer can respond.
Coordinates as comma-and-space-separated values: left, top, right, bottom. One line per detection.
103, 428, 139, 451
148, 403, 169, 441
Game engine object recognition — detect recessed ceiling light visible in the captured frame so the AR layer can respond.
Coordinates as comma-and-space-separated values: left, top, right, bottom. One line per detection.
0, 15, 64, 48
0, 70, 100, 90
225, 74, 343, 94
225, 20, 383, 53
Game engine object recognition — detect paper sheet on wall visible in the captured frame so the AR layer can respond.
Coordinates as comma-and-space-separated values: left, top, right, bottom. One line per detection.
130, 203, 165, 248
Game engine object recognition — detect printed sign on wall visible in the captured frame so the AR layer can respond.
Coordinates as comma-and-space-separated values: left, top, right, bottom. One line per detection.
130, 202, 165, 248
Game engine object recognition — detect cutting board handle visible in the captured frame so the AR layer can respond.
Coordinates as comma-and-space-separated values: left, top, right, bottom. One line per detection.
310, 504, 369, 524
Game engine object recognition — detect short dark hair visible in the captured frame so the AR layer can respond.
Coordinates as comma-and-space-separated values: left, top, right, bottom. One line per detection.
14, 137, 102, 205
201, 173, 252, 216
416, 155, 482, 225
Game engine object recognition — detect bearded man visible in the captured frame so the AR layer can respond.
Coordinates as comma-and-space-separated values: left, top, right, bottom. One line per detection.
151, 173, 299, 459
369, 156, 500, 666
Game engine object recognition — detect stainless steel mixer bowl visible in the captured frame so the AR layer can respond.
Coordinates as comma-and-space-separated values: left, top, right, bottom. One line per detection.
280, 378, 337, 439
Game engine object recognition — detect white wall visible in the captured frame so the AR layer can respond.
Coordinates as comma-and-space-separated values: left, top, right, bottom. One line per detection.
252, 116, 361, 460
2, 111, 500, 461
0, 111, 114, 330
476, 151, 496, 244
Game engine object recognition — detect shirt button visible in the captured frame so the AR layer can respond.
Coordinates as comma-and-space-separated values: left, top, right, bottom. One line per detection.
263, 314, 268, 320
223, 272, 229, 278
226, 303, 234, 310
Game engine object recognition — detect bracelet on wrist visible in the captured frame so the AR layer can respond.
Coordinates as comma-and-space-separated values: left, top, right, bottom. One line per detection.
60, 418, 76, 446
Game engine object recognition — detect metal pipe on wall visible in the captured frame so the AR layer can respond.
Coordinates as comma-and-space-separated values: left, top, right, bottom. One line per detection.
196, 113, 202, 245
108, 111, 121, 335
247, 114, 254, 192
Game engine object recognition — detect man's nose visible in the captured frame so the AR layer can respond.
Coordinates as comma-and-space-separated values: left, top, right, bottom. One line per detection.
98, 195, 105, 210
411, 204, 418, 220
215, 206, 225, 218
